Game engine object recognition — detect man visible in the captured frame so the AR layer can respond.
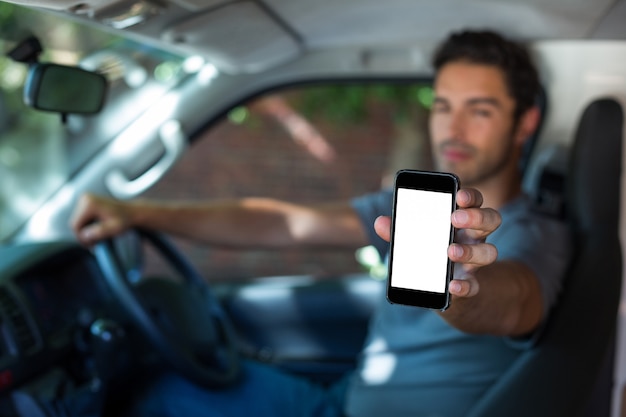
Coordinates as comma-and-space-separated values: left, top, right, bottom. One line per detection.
71, 30, 570, 416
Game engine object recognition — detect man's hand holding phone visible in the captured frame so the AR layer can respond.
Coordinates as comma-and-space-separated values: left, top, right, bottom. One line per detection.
444, 188, 500, 297
377, 185, 500, 308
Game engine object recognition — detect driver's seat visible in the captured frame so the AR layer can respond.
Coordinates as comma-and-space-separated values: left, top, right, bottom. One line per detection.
467, 98, 624, 416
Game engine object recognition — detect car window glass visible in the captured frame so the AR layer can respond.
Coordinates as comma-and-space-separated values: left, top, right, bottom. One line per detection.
142, 84, 433, 281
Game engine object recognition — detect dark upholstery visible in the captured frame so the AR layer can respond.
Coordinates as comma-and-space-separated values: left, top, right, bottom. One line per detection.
468, 98, 623, 417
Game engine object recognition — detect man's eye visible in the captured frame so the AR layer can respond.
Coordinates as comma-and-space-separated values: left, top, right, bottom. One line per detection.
472, 109, 492, 117
432, 105, 449, 113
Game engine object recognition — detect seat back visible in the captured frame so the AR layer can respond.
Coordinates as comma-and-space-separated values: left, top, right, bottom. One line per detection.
467, 98, 624, 417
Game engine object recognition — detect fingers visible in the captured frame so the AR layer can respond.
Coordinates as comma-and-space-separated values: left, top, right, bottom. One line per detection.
452, 187, 501, 242
455, 188, 483, 209
448, 242, 497, 269
69, 194, 129, 245
69, 194, 96, 236
451, 207, 501, 242
76, 218, 125, 246
374, 216, 391, 242
448, 274, 479, 298
449, 188, 498, 299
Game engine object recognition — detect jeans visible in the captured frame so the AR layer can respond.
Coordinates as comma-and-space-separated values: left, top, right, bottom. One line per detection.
126, 360, 348, 417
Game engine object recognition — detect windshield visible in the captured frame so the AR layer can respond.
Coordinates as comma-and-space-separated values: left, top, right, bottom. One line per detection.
0, 3, 188, 242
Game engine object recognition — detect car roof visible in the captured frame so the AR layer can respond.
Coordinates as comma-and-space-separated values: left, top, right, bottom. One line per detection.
3, 0, 626, 75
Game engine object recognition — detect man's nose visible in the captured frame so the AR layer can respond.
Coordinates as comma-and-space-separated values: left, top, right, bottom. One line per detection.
446, 111, 466, 141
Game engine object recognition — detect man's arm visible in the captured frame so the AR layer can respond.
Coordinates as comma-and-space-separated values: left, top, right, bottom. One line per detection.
71, 194, 369, 250
441, 260, 542, 336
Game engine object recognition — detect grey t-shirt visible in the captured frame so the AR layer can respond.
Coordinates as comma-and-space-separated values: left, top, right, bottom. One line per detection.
343, 189, 571, 417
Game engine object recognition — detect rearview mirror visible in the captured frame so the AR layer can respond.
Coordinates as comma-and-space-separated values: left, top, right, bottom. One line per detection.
24, 63, 108, 115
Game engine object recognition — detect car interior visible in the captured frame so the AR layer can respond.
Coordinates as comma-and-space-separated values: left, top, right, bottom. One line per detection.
0, 1, 625, 416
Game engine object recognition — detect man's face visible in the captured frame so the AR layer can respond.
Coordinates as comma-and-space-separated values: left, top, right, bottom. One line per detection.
429, 61, 520, 187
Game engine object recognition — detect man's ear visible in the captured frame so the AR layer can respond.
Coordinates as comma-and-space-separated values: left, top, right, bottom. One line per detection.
515, 105, 541, 146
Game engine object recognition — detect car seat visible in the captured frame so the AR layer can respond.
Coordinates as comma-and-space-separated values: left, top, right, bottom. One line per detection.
467, 98, 624, 417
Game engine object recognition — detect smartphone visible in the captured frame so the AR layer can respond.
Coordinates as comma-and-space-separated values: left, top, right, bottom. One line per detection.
386, 169, 459, 310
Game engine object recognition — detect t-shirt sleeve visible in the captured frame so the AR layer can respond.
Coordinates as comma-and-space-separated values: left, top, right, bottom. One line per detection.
350, 189, 394, 259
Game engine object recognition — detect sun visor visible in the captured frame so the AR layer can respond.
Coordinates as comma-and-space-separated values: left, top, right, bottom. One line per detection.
162, 1, 302, 74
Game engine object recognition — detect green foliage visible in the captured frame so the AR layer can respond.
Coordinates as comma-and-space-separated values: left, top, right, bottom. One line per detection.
295, 83, 433, 124
231, 83, 433, 128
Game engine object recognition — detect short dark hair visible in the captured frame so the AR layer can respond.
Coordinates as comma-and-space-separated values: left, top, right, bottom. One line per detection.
432, 30, 540, 122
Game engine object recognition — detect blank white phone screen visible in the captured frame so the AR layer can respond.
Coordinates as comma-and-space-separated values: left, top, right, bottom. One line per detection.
390, 188, 452, 293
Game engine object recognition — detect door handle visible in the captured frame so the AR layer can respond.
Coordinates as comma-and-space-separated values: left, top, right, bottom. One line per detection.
105, 119, 186, 199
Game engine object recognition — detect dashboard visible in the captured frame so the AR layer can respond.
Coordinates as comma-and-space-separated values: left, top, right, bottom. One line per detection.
0, 242, 114, 393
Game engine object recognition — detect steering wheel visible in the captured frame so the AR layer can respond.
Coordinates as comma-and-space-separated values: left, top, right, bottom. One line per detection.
93, 228, 241, 388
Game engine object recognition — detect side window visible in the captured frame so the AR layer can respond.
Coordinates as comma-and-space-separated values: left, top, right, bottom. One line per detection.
143, 83, 433, 282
